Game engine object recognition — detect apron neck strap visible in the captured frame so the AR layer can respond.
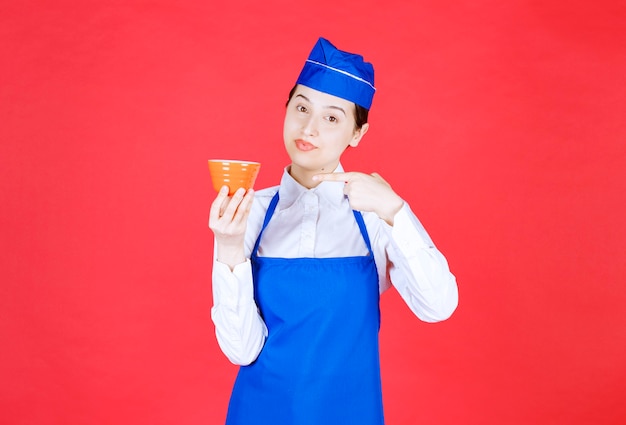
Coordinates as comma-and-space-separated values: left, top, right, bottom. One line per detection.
252, 191, 374, 257
352, 209, 373, 255
252, 191, 280, 257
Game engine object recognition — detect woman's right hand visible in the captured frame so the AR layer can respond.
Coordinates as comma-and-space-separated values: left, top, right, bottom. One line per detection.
208, 186, 255, 269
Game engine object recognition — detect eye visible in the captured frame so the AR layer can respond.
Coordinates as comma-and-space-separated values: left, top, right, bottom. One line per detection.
325, 115, 338, 123
296, 105, 308, 113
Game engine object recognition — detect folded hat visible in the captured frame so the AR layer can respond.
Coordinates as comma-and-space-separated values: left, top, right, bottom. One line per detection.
296, 37, 376, 110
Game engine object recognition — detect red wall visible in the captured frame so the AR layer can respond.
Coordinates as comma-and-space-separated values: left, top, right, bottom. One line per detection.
2, 1, 625, 424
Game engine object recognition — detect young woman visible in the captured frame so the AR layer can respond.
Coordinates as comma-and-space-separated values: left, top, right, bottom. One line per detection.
209, 37, 458, 425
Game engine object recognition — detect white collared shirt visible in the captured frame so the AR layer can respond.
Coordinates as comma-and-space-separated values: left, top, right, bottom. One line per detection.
211, 165, 458, 365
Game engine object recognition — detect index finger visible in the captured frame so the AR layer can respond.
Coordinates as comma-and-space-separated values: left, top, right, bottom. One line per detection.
313, 172, 359, 182
209, 185, 229, 220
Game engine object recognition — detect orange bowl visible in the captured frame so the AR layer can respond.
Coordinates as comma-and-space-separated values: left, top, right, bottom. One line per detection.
208, 159, 261, 196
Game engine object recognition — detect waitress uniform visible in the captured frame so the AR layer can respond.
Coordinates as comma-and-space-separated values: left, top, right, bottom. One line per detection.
225, 192, 385, 425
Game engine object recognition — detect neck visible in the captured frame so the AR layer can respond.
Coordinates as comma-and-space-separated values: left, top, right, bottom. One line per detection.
288, 162, 339, 189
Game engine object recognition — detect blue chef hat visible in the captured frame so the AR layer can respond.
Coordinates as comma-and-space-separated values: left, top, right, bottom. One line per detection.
296, 37, 376, 110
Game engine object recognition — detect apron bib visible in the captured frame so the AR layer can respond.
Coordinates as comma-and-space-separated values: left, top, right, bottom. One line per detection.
225, 192, 384, 425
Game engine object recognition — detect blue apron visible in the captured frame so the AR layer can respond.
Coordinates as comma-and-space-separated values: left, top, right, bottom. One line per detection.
225, 192, 384, 425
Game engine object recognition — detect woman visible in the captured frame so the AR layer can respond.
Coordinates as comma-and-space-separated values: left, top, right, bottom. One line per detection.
209, 37, 458, 425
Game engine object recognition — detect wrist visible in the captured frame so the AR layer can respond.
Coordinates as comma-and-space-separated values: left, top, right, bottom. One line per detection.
215, 242, 246, 270
379, 195, 404, 226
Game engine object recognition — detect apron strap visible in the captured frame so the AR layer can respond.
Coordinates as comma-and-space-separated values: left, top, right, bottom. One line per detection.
251, 191, 280, 257
352, 210, 374, 256
251, 191, 374, 258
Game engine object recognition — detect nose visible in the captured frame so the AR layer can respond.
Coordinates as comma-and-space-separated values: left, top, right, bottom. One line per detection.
302, 115, 318, 137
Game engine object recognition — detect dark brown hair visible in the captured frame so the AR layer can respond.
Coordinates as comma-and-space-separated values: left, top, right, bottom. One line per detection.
286, 85, 369, 130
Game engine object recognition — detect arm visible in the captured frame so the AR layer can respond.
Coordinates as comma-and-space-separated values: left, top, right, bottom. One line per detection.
209, 186, 267, 365
314, 171, 458, 322
383, 204, 458, 322
211, 258, 267, 365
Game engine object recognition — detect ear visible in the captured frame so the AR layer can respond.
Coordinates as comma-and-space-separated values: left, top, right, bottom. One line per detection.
349, 123, 369, 148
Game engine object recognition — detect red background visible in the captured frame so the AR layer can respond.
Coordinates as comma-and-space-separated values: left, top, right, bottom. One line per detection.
2, 1, 625, 424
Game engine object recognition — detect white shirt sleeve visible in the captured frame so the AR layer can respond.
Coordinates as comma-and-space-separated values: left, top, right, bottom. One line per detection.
210, 256, 267, 365
371, 202, 459, 322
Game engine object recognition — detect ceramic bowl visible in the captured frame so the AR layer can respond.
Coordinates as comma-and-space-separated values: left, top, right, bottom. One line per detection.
208, 159, 261, 196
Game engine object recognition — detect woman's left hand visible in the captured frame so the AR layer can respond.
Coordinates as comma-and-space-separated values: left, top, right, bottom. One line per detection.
313, 171, 404, 225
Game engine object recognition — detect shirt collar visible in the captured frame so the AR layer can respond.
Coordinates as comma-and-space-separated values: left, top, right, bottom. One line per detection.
277, 164, 346, 210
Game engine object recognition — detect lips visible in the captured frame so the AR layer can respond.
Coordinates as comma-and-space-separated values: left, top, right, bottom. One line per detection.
295, 139, 317, 151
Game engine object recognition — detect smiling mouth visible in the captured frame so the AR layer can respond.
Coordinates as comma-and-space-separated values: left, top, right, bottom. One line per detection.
296, 139, 317, 151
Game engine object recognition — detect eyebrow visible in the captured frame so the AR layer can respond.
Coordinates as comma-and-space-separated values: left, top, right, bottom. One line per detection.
295, 94, 347, 116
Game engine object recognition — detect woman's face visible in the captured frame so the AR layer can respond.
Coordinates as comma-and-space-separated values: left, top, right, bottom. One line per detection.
283, 85, 368, 187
